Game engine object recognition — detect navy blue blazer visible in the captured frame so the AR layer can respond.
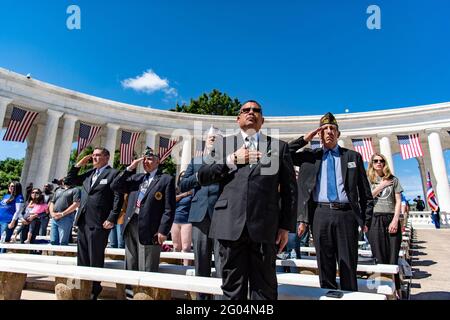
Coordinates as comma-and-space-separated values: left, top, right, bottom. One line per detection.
180, 157, 220, 223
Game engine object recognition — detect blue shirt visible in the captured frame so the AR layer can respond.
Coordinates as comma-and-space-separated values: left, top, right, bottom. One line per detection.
313, 145, 349, 203
0, 194, 24, 223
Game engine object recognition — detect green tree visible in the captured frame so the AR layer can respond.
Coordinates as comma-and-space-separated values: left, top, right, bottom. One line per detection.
0, 158, 24, 196
170, 89, 241, 116
159, 156, 176, 177
68, 146, 94, 175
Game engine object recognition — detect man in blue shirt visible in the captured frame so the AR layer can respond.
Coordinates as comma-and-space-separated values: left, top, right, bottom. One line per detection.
289, 112, 373, 291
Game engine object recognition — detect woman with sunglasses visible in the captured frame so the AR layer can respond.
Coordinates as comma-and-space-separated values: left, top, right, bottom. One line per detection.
0, 181, 24, 249
14, 188, 49, 244
367, 153, 403, 297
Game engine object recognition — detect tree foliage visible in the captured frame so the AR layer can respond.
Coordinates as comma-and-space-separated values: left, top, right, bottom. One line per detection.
159, 156, 176, 177
0, 158, 24, 196
170, 89, 241, 116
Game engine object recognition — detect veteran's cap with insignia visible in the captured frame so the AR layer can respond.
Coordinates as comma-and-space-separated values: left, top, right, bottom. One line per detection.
319, 112, 338, 128
143, 146, 158, 158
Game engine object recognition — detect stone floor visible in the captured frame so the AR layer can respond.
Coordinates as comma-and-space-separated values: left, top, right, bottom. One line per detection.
410, 228, 450, 300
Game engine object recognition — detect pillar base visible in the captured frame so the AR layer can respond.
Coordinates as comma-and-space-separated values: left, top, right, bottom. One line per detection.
0, 272, 27, 300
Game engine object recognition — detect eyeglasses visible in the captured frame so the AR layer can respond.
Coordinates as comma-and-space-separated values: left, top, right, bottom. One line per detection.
240, 107, 262, 114
372, 159, 385, 164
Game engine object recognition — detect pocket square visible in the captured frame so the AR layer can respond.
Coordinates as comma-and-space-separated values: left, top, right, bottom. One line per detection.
99, 179, 108, 185
347, 162, 356, 168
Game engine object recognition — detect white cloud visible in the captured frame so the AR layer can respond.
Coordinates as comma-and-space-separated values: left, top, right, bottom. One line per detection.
121, 69, 178, 97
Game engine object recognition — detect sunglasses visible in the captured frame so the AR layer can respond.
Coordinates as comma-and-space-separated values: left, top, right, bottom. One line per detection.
240, 107, 262, 114
31, 191, 41, 194
373, 159, 385, 164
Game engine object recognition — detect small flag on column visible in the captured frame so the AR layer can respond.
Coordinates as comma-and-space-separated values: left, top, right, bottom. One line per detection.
2, 106, 39, 142
426, 171, 439, 212
351, 138, 374, 162
397, 134, 424, 160
159, 136, 178, 163
77, 123, 102, 155
310, 140, 322, 149
120, 130, 141, 165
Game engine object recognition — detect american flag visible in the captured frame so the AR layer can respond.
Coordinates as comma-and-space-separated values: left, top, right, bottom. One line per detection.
351, 138, 374, 162
194, 139, 206, 157
159, 136, 178, 163
120, 130, 141, 165
397, 134, 424, 160
426, 171, 439, 212
77, 123, 102, 155
310, 140, 322, 149
2, 107, 39, 142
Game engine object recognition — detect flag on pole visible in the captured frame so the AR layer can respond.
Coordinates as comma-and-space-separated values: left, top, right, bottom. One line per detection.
2, 107, 39, 142
77, 123, 102, 155
426, 171, 439, 212
159, 136, 178, 163
120, 130, 141, 165
310, 140, 322, 149
351, 138, 375, 162
397, 134, 424, 160
194, 139, 206, 157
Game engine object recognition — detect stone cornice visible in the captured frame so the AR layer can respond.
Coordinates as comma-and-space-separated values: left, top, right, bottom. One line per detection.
1, 67, 450, 136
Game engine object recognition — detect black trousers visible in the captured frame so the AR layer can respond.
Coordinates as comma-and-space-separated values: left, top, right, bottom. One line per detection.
312, 206, 359, 291
218, 227, 277, 300
77, 220, 110, 295
367, 213, 402, 289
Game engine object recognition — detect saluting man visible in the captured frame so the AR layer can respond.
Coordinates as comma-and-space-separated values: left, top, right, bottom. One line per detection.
289, 112, 374, 291
111, 147, 176, 273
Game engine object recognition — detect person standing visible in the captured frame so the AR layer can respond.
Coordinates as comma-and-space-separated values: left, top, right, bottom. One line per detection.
0, 182, 24, 250
366, 152, 403, 296
111, 147, 175, 273
198, 100, 297, 300
414, 196, 425, 211
171, 171, 193, 266
39, 183, 54, 236
65, 147, 124, 300
49, 177, 80, 246
180, 127, 222, 300
289, 112, 373, 291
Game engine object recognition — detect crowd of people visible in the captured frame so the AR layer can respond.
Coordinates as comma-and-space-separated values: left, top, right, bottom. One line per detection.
0, 100, 428, 300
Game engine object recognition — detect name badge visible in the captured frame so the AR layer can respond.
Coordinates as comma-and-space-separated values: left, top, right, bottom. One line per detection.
347, 162, 356, 168
99, 179, 108, 185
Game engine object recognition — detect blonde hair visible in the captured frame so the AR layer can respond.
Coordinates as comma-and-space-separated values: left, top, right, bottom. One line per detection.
367, 153, 394, 183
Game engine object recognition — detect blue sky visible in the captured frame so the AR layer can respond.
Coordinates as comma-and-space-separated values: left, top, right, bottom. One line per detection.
1, 0, 450, 200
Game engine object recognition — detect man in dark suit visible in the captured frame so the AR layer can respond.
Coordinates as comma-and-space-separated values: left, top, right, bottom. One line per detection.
180, 126, 222, 300
111, 147, 175, 273
289, 112, 374, 291
66, 147, 124, 299
198, 100, 297, 300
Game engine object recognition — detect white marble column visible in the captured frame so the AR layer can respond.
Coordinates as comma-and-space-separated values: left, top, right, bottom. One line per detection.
338, 138, 346, 148
427, 130, 450, 212
378, 135, 395, 174
0, 97, 13, 128
145, 129, 159, 150
26, 124, 45, 186
20, 125, 37, 186
34, 110, 64, 188
180, 137, 193, 173
104, 124, 120, 167
54, 114, 78, 179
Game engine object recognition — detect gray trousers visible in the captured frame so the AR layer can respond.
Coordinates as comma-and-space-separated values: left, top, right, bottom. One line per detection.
192, 215, 221, 278
124, 215, 161, 272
